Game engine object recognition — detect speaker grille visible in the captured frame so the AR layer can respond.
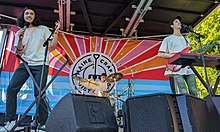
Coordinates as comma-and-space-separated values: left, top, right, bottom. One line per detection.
46, 94, 118, 132
124, 94, 175, 132
186, 96, 210, 132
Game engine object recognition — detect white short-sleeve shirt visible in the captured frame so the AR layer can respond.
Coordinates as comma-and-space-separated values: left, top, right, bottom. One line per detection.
14, 25, 51, 66
159, 35, 194, 76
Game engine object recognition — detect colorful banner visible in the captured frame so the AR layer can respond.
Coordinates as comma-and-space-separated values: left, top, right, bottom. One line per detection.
0, 27, 171, 115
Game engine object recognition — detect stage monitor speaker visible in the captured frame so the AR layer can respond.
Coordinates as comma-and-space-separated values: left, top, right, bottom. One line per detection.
123, 94, 179, 132
205, 95, 220, 116
46, 94, 118, 132
205, 95, 220, 131
123, 94, 211, 132
176, 95, 210, 132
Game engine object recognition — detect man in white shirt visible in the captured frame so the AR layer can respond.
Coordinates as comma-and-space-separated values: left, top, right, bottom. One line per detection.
0, 7, 60, 131
158, 16, 198, 96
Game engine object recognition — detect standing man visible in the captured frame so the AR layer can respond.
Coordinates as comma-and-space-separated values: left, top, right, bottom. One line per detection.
158, 16, 198, 96
0, 7, 60, 131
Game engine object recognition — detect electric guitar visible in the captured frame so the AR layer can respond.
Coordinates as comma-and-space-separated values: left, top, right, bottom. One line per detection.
166, 47, 191, 72
166, 40, 220, 72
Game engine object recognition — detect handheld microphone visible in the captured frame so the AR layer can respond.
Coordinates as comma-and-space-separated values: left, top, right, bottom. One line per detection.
23, 22, 30, 30
19, 22, 29, 39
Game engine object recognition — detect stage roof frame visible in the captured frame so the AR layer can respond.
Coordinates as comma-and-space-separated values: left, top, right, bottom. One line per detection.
0, 0, 219, 38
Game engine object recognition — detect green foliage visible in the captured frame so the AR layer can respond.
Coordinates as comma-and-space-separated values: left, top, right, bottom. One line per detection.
187, 7, 220, 98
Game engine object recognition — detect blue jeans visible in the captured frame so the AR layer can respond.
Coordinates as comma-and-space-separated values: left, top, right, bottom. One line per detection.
173, 74, 198, 96
5, 63, 48, 125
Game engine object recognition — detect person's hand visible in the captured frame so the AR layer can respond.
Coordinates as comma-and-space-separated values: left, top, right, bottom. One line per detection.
55, 20, 61, 31
18, 29, 25, 40
101, 91, 110, 97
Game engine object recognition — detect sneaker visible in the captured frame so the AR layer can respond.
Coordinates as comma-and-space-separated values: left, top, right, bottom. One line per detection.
38, 124, 46, 131
0, 120, 16, 132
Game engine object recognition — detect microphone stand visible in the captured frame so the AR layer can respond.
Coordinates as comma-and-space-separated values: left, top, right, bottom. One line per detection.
130, 69, 135, 97
10, 25, 71, 131
187, 28, 212, 95
34, 25, 58, 129
121, 65, 135, 96
12, 55, 52, 130
127, 80, 131, 97
10, 57, 69, 132
185, 26, 220, 129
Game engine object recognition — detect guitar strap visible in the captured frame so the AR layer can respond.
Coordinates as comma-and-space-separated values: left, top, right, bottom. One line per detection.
167, 35, 189, 53
183, 36, 190, 47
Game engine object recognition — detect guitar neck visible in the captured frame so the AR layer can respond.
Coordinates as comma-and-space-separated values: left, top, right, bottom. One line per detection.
191, 41, 219, 54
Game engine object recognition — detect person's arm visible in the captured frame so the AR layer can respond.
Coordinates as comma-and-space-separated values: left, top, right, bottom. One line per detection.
49, 21, 61, 50
158, 37, 175, 59
158, 51, 174, 58
15, 29, 25, 56
89, 89, 98, 96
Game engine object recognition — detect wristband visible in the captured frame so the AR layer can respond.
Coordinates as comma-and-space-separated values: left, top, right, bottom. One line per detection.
17, 48, 23, 51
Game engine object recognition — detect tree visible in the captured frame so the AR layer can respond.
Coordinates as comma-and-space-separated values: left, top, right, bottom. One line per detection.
188, 7, 220, 98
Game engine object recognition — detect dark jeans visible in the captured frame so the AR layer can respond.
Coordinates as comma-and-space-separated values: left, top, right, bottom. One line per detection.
173, 74, 199, 96
5, 63, 48, 125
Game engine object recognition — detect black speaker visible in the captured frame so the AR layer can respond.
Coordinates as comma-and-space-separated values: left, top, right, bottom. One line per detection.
46, 94, 118, 132
176, 95, 210, 132
123, 94, 179, 132
123, 94, 211, 132
205, 95, 220, 116
205, 95, 220, 131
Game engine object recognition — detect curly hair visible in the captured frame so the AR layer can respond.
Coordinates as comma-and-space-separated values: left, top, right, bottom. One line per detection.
17, 7, 41, 28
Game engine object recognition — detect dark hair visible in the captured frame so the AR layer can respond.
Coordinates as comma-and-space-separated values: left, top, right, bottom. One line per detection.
17, 7, 41, 28
100, 73, 107, 77
169, 16, 181, 26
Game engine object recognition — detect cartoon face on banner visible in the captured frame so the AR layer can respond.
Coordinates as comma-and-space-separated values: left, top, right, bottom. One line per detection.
69, 52, 118, 94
